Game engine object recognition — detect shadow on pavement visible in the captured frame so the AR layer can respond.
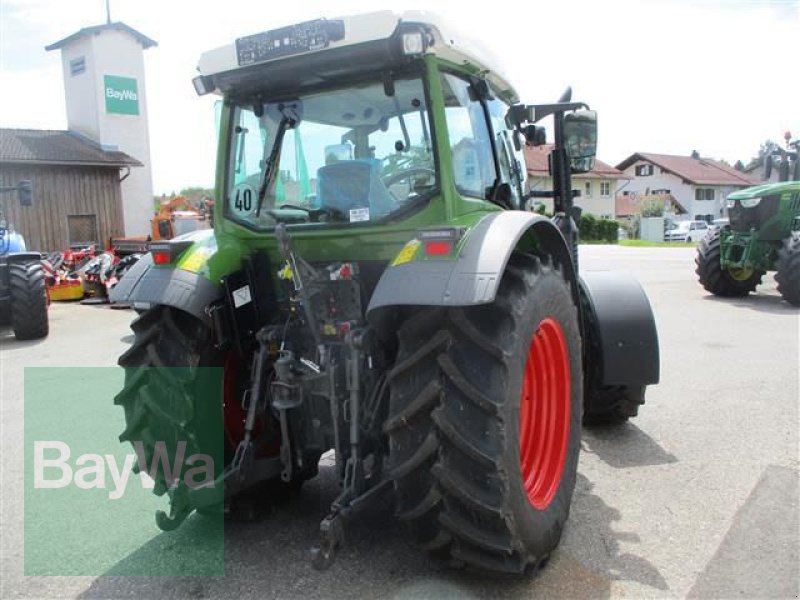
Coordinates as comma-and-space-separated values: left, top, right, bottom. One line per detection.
701, 293, 798, 315
0, 328, 49, 350
558, 473, 669, 595
582, 422, 678, 469
79, 467, 668, 599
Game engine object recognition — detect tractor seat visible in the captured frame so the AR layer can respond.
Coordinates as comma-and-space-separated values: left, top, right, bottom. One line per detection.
316, 159, 395, 221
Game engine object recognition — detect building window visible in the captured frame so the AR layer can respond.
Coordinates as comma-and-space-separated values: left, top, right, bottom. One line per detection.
635, 164, 654, 176
69, 56, 86, 76
695, 188, 715, 201
600, 181, 610, 197
584, 181, 592, 197
67, 214, 98, 244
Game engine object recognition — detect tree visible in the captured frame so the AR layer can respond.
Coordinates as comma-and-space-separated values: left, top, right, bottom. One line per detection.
639, 197, 666, 217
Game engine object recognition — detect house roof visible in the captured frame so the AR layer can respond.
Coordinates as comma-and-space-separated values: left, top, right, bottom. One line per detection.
0, 129, 142, 167
524, 145, 629, 180
615, 192, 687, 217
45, 22, 157, 52
616, 152, 755, 186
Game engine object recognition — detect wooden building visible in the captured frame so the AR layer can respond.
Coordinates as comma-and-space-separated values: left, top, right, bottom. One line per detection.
0, 128, 140, 252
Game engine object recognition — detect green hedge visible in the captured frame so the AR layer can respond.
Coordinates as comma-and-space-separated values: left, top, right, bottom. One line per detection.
580, 213, 619, 243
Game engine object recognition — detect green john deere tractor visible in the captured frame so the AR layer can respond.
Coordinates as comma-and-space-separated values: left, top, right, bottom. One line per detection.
111, 12, 659, 575
696, 138, 800, 305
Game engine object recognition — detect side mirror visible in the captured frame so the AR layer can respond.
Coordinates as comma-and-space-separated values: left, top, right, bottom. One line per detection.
18, 180, 32, 206
563, 110, 597, 174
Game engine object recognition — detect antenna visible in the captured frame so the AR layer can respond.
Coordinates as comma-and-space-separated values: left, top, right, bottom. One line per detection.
105, 0, 111, 24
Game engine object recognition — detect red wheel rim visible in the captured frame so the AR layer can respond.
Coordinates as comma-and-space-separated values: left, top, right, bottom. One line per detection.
519, 317, 571, 510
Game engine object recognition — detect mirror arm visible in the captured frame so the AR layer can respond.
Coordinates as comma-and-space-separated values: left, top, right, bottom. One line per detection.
551, 111, 579, 269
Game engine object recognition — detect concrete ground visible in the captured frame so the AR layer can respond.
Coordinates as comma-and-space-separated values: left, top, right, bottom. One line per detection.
1, 246, 798, 598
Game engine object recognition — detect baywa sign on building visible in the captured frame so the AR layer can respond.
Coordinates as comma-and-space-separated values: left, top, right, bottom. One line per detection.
104, 74, 139, 115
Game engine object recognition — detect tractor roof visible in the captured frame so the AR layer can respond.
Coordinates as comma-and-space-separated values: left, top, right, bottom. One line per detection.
196, 11, 519, 104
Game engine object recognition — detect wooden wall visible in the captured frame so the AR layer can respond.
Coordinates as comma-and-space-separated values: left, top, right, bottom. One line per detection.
0, 163, 125, 252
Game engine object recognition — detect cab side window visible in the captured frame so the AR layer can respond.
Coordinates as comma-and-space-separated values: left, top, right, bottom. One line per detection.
488, 98, 525, 208
440, 73, 497, 200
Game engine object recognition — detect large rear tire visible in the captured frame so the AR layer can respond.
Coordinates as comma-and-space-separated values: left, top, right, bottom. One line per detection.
9, 261, 49, 340
115, 306, 225, 499
695, 229, 763, 297
775, 233, 800, 307
115, 305, 311, 514
386, 253, 582, 575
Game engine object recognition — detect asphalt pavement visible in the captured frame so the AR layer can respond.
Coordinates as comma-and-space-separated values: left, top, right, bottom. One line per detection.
1, 245, 797, 599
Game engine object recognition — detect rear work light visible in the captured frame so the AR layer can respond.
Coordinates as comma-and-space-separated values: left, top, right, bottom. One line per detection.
418, 227, 463, 257
424, 240, 453, 256
152, 250, 171, 265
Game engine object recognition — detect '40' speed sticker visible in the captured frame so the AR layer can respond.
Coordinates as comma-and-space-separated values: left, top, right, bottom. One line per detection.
231, 183, 257, 218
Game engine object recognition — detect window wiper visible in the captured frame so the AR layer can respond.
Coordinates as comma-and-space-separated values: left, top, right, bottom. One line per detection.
255, 116, 292, 218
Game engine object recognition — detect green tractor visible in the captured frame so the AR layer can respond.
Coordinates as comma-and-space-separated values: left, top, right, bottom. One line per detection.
112, 12, 659, 575
696, 137, 800, 305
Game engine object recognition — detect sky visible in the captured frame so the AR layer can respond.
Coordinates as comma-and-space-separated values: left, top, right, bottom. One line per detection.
1, 0, 798, 195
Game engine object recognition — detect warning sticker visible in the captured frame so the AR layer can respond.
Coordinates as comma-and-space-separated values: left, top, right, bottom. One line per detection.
349, 207, 370, 222
232, 285, 252, 308
391, 240, 421, 267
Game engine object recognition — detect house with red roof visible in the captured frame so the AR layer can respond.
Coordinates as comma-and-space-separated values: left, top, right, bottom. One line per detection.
524, 145, 629, 218
615, 152, 756, 222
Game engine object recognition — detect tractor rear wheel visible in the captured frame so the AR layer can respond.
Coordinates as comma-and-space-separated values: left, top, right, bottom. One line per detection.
116, 305, 311, 516
9, 261, 48, 340
115, 306, 226, 504
386, 253, 582, 575
695, 229, 763, 297
775, 232, 800, 306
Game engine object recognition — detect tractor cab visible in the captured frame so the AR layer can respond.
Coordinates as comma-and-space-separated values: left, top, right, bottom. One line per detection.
192, 11, 595, 252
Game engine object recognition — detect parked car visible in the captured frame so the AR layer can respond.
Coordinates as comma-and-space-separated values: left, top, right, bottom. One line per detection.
709, 218, 729, 231
664, 220, 710, 242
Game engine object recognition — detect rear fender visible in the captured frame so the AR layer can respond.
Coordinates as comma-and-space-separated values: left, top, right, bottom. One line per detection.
109, 252, 223, 325
367, 211, 574, 317
367, 211, 579, 324
579, 271, 660, 386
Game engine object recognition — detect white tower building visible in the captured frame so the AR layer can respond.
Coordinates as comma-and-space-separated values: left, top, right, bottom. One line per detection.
46, 22, 157, 236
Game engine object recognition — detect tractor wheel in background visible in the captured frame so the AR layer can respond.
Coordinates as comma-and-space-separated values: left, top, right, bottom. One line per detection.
386, 252, 583, 575
582, 385, 645, 425
775, 233, 800, 306
9, 261, 49, 340
695, 229, 763, 297
580, 288, 645, 425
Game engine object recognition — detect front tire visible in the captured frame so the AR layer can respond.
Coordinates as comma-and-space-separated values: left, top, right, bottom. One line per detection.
9, 261, 49, 340
696, 229, 763, 297
386, 253, 582, 575
775, 232, 800, 306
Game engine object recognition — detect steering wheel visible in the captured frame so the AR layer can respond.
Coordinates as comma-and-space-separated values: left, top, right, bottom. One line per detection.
382, 167, 435, 188
382, 168, 436, 202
